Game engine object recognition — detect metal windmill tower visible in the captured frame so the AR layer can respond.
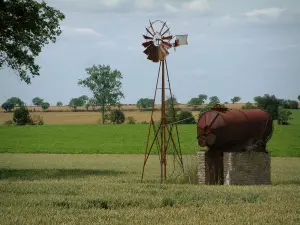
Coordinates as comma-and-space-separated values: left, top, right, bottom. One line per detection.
141, 20, 188, 183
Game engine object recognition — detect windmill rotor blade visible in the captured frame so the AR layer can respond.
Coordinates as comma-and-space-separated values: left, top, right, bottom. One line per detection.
149, 20, 155, 34
161, 27, 170, 36
162, 35, 173, 41
142, 41, 154, 48
158, 45, 169, 61
143, 35, 153, 40
146, 27, 154, 37
159, 21, 167, 35
161, 41, 172, 49
143, 43, 155, 55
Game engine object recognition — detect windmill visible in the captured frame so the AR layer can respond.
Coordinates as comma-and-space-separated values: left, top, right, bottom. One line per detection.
141, 20, 188, 183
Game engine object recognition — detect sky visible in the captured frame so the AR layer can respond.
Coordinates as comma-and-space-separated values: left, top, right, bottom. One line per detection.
1, 0, 300, 105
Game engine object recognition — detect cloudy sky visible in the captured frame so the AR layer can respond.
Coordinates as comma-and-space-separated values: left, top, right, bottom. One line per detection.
1, 0, 300, 105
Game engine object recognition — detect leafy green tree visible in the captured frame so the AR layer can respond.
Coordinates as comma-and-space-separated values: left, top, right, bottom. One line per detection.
231, 96, 241, 104
1, 101, 14, 112
69, 98, 84, 112
254, 94, 280, 120
78, 64, 124, 124
110, 110, 125, 124
280, 100, 298, 109
178, 111, 196, 124
188, 98, 202, 105
165, 95, 179, 123
0, 0, 65, 84
198, 94, 208, 104
32, 97, 44, 106
56, 101, 63, 106
41, 102, 50, 111
137, 98, 154, 109
165, 95, 178, 105
208, 96, 220, 106
6, 97, 24, 107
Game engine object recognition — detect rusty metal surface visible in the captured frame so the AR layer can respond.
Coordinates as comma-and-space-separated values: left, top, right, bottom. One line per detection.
197, 109, 273, 151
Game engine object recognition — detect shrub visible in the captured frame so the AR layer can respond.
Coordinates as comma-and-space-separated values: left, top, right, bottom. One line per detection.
127, 116, 136, 124
242, 102, 257, 109
4, 120, 14, 125
177, 111, 196, 124
109, 110, 125, 124
13, 106, 32, 125
277, 110, 293, 125
30, 114, 44, 125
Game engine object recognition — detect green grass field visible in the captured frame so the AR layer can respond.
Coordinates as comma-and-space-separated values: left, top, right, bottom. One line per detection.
0, 110, 300, 156
0, 154, 300, 225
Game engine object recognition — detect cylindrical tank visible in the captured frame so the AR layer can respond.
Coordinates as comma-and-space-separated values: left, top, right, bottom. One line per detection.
197, 107, 273, 151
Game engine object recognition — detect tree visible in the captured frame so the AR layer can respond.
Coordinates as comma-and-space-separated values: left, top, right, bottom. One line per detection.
254, 94, 280, 120
231, 96, 241, 104
280, 100, 298, 109
6, 97, 24, 108
0, 0, 65, 84
41, 102, 50, 111
165, 95, 179, 123
78, 64, 124, 124
178, 111, 196, 124
56, 101, 63, 106
109, 110, 125, 124
188, 98, 202, 105
69, 98, 84, 112
198, 94, 208, 104
137, 98, 154, 109
32, 97, 44, 106
208, 96, 220, 106
1, 101, 14, 112
165, 95, 178, 105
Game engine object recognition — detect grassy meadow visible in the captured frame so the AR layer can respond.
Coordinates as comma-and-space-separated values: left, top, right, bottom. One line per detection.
0, 109, 300, 156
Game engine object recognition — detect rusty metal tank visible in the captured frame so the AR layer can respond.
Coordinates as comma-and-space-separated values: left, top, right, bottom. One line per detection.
197, 105, 273, 152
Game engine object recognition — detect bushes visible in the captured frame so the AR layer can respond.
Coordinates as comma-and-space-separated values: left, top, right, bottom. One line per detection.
177, 111, 196, 124
242, 102, 257, 109
13, 106, 32, 125
11, 106, 44, 125
109, 110, 125, 124
127, 116, 136, 124
280, 100, 298, 109
278, 110, 293, 125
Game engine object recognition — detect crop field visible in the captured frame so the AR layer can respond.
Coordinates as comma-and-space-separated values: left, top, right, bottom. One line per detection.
0, 109, 299, 224
0, 103, 246, 124
0, 154, 300, 225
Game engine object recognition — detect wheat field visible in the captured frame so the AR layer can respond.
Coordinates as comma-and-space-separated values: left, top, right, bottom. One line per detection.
0, 104, 245, 124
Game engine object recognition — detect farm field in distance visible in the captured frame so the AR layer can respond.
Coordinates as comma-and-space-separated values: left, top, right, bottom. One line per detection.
0, 103, 254, 124
0, 109, 300, 156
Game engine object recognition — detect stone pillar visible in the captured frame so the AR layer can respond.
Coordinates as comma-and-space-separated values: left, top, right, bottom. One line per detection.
197, 150, 223, 185
223, 152, 271, 185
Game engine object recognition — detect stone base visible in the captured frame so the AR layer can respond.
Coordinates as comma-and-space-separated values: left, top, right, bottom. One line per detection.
197, 151, 271, 185
223, 152, 271, 185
